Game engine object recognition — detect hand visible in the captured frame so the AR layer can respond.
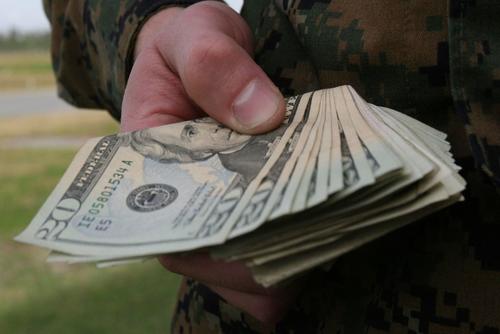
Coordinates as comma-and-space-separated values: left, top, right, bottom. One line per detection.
121, 1, 293, 325
159, 252, 298, 325
121, 1, 285, 134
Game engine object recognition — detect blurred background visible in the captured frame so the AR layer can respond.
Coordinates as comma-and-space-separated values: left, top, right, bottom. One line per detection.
0, 0, 242, 333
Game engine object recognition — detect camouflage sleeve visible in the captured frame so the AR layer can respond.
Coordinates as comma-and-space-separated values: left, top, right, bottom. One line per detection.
449, 2, 500, 188
42, 0, 208, 120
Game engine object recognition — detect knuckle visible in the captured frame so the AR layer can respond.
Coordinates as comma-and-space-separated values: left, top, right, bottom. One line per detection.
158, 255, 179, 272
184, 35, 234, 79
186, 1, 231, 20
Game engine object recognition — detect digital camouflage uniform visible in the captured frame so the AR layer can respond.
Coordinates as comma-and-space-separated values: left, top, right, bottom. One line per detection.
43, 0, 500, 332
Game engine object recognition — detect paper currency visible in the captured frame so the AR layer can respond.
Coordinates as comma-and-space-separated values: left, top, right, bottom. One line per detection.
15, 86, 466, 287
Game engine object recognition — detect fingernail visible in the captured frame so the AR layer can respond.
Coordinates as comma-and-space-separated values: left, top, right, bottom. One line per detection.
232, 79, 282, 129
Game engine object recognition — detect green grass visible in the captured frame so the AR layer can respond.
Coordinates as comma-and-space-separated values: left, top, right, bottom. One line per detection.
0, 259, 181, 334
0, 59, 52, 73
0, 111, 119, 140
0, 148, 181, 333
0, 149, 75, 235
0, 51, 55, 90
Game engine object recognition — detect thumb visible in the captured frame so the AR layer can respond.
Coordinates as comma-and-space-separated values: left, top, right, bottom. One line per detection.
163, 31, 285, 134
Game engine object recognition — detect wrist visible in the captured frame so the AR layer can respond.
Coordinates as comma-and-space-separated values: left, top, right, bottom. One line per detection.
134, 6, 184, 60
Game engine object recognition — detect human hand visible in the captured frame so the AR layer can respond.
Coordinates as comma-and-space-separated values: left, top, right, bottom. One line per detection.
121, 1, 285, 134
159, 252, 298, 325
120, 1, 293, 325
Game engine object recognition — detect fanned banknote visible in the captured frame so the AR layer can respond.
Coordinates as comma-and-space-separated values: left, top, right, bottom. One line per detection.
15, 86, 466, 287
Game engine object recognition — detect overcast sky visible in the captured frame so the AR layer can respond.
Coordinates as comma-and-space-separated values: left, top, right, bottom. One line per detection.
0, 0, 243, 34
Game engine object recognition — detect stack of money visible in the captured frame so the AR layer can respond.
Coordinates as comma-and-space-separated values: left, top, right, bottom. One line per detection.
15, 86, 465, 287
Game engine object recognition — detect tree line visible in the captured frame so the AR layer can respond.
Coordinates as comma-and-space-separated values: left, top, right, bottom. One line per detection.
0, 30, 50, 51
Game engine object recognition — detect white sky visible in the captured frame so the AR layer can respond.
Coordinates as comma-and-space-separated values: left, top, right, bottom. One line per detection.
0, 0, 243, 34
0, 0, 48, 33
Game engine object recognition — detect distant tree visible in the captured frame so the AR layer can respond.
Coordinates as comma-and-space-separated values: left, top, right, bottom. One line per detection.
0, 29, 50, 51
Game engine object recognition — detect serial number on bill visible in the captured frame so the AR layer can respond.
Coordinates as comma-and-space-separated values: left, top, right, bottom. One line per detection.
76, 160, 133, 231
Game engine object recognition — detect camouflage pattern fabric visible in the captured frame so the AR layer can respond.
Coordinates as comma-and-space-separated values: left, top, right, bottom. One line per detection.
448, 0, 500, 187
43, 0, 500, 332
42, 0, 204, 120
173, 163, 500, 333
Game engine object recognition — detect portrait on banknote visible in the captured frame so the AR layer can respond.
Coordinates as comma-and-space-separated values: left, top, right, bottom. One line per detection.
128, 117, 282, 187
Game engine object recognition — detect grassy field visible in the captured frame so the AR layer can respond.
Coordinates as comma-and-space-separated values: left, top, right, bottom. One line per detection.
0, 111, 182, 332
0, 51, 55, 91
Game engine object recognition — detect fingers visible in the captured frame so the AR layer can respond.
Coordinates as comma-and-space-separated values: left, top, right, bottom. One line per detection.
122, 2, 284, 134
172, 33, 285, 134
206, 283, 292, 325
158, 253, 281, 296
157, 3, 285, 134
160, 253, 302, 325
121, 44, 203, 132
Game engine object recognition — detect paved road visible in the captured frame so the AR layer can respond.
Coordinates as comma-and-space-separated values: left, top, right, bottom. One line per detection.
0, 89, 78, 117
0, 136, 87, 149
